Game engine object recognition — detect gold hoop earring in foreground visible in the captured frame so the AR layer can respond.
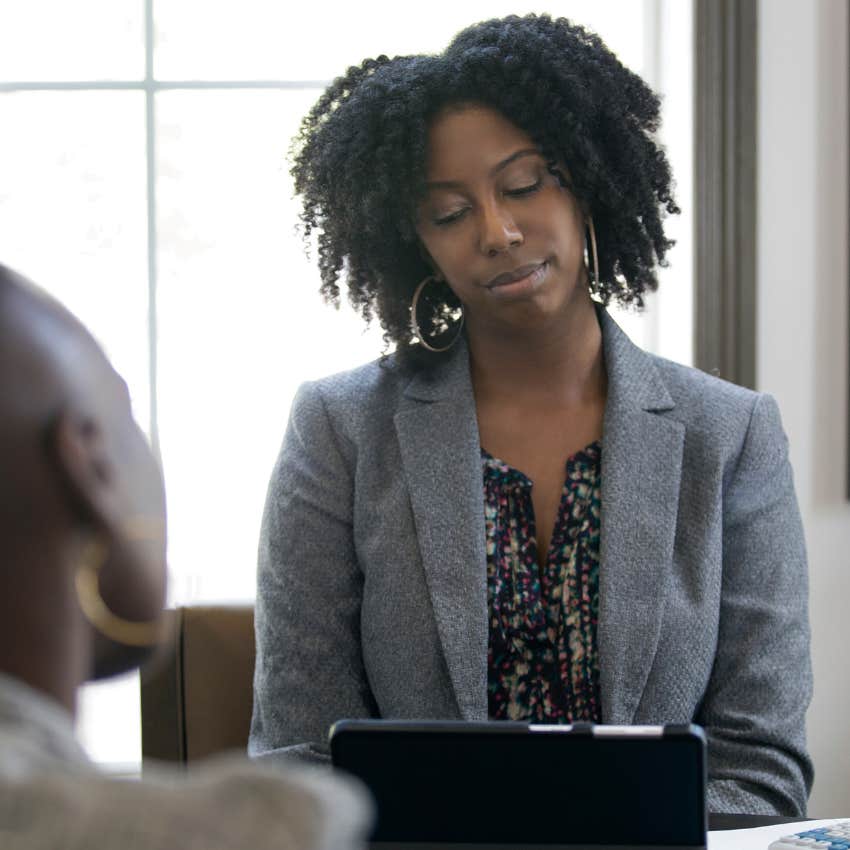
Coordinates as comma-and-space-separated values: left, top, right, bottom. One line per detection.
75, 538, 163, 648
410, 275, 465, 353
587, 216, 600, 290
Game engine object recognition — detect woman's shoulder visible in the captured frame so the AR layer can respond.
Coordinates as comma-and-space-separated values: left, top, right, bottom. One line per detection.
602, 309, 766, 432
651, 353, 758, 408
289, 354, 411, 441
646, 352, 786, 449
304, 353, 407, 405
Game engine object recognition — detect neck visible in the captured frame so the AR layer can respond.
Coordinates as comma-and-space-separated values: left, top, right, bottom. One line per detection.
467, 295, 606, 408
0, 548, 91, 718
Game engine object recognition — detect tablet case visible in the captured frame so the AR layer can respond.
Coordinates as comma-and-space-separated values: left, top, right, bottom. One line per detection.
330, 720, 706, 848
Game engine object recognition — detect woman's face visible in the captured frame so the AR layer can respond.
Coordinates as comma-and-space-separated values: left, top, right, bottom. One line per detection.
415, 104, 591, 338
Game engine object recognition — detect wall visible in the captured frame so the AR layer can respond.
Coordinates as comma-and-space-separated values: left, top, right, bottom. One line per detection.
757, 0, 850, 816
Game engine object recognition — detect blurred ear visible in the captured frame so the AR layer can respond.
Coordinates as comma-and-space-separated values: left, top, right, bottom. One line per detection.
47, 409, 120, 532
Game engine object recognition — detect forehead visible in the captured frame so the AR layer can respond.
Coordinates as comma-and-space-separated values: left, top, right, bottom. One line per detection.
425, 105, 537, 180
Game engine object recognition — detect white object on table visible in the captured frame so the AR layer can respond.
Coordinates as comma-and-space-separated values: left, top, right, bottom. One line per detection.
708, 818, 848, 850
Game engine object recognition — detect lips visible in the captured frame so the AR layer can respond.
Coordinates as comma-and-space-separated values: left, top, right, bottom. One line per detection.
486, 262, 547, 289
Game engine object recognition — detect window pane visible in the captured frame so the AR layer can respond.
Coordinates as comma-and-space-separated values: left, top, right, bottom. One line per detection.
0, 91, 149, 768
602, 0, 694, 365
0, 1, 144, 82
77, 673, 141, 768
156, 89, 385, 604
654, 0, 693, 367
0, 91, 151, 427
154, 0, 645, 82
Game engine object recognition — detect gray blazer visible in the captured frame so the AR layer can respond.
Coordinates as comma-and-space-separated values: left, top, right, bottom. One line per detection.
251, 310, 813, 817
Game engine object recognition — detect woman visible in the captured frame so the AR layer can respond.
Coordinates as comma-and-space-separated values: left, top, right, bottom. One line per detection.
250, 15, 812, 816
0, 264, 370, 850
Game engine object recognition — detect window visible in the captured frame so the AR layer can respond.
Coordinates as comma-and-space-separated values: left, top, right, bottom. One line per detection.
0, 0, 692, 769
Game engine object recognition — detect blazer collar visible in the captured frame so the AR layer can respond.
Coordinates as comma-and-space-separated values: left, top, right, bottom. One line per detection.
401, 309, 677, 409
599, 308, 675, 414
401, 338, 473, 403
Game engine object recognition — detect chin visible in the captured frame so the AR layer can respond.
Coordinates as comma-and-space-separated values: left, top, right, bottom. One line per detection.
90, 634, 156, 681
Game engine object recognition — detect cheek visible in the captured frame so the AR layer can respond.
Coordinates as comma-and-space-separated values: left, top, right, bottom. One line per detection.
544, 201, 585, 260
418, 232, 468, 279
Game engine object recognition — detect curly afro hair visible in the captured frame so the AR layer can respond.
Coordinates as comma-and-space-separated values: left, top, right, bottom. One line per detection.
291, 13, 679, 368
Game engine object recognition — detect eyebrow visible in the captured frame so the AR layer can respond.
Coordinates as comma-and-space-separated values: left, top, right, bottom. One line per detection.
425, 148, 541, 190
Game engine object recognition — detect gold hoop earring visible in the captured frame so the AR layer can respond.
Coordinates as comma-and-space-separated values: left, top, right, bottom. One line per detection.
75, 537, 163, 648
586, 216, 600, 291
123, 515, 165, 543
410, 275, 465, 353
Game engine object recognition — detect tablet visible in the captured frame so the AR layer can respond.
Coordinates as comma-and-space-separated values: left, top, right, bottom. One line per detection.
330, 720, 707, 849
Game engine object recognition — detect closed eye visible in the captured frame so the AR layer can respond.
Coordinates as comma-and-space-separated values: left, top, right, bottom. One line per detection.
504, 179, 542, 197
433, 208, 469, 226
432, 178, 541, 225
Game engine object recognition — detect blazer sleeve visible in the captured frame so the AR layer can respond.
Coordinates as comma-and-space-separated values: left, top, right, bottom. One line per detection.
249, 380, 379, 763
699, 393, 814, 816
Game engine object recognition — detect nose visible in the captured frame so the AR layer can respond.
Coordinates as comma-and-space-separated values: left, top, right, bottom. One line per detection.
478, 200, 523, 256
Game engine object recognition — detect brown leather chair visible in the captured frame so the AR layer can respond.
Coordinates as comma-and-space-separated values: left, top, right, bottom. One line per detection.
140, 605, 255, 766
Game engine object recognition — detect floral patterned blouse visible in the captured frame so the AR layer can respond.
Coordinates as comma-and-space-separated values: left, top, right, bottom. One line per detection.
483, 441, 602, 723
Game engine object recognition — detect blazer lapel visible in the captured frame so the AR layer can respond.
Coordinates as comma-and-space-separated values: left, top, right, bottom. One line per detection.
597, 312, 685, 724
393, 343, 489, 720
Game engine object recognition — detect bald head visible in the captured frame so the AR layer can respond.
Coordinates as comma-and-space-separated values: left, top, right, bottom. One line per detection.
0, 265, 108, 423
0, 264, 167, 698
0, 265, 117, 535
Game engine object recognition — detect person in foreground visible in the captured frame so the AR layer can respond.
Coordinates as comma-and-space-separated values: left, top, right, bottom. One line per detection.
250, 14, 813, 816
0, 264, 371, 850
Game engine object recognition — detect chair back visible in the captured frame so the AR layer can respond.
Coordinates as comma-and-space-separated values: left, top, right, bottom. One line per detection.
140, 605, 255, 765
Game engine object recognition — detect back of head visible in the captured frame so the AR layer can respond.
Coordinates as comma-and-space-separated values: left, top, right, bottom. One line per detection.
0, 264, 167, 705
0, 267, 99, 537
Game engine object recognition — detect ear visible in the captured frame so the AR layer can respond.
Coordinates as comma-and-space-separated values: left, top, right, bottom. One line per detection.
47, 409, 121, 532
